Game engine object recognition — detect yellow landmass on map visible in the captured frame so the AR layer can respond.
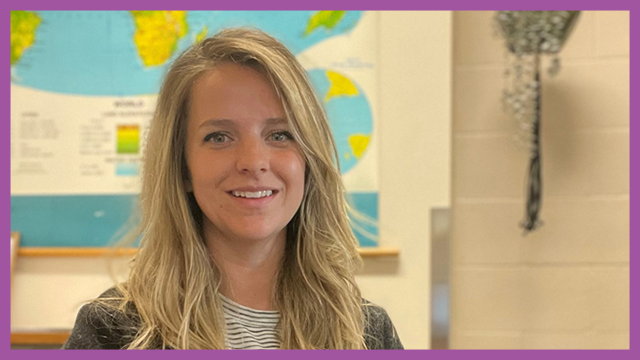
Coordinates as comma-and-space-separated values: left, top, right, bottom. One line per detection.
305, 11, 346, 36
348, 134, 370, 159
10, 11, 41, 66
130, 11, 189, 67
325, 70, 359, 102
196, 26, 208, 43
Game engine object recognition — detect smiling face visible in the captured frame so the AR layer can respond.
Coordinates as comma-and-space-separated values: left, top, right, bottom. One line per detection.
185, 62, 306, 246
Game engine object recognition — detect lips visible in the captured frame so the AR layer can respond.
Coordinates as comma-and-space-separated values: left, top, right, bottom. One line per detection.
226, 188, 278, 207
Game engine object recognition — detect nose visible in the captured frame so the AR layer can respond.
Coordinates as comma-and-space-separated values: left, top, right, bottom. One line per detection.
236, 137, 269, 176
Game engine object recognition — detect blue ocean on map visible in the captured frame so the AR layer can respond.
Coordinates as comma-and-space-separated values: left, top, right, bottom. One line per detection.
307, 69, 373, 175
11, 11, 362, 96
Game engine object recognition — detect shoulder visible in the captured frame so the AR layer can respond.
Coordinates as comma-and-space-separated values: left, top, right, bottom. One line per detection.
62, 287, 140, 349
362, 300, 404, 350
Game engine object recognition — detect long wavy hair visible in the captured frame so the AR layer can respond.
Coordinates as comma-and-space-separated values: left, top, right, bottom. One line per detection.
108, 28, 366, 349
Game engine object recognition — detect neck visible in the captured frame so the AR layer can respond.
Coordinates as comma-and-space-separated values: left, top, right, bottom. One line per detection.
204, 224, 286, 311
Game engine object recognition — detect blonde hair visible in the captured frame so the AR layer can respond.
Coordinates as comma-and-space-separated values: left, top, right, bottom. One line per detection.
110, 28, 366, 349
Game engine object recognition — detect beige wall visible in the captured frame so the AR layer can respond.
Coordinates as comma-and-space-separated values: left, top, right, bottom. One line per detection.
451, 11, 629, 349
357, 11, 451, 349
11, 11, 453, 350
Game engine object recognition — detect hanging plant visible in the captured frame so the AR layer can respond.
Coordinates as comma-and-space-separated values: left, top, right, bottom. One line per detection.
494, 11, 580, 233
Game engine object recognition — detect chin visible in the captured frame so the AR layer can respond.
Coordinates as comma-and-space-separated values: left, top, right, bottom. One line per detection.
249, 230, 283, 241
230, 224, 285, 243
205, 216, 289, 244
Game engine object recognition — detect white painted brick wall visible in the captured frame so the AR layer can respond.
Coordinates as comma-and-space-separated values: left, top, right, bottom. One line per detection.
451, 11, 629, 349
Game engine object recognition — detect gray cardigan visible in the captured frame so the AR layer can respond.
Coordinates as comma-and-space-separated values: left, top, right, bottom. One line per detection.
62, 288, 403, 350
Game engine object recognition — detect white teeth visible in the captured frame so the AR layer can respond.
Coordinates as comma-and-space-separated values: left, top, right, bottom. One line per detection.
232, 190, 273, 199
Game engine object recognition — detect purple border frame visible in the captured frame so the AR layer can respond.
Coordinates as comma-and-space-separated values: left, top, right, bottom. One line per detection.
5, 1, 634, 358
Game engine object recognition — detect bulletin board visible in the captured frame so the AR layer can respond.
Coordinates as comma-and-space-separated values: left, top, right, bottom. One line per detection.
10, 11, 380, 248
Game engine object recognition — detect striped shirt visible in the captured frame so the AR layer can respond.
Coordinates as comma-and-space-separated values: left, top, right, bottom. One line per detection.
221, 295, 280, 349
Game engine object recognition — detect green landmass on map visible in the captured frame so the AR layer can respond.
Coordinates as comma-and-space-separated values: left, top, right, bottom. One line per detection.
11, 11, 41, 66
325, 70, 359, 102
130, 11, 189, 67
305, 11, 346, 36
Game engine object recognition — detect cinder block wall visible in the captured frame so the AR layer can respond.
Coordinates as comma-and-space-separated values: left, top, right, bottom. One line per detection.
451, 11, 629, 349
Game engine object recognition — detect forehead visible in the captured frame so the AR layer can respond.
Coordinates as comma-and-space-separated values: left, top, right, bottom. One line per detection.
189, 63, 284, 122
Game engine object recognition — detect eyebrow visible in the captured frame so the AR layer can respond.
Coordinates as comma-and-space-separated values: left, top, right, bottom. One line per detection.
198, 117, 288, 129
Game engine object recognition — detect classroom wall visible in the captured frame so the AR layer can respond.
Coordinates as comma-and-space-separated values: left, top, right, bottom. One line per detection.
11, 11, 453, 350
450, 11, 629, 349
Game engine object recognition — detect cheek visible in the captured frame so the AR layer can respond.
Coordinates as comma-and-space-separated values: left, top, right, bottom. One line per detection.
285, 154, 306, 198
187, 154, 222, 193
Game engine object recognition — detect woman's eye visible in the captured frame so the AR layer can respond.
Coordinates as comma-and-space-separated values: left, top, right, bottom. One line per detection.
204, 132, 228, 143
270, 131, 293, 142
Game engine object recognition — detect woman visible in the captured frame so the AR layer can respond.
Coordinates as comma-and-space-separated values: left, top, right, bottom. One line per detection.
63, 28, 402, 350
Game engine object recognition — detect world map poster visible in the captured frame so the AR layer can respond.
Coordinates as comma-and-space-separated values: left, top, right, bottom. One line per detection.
11, 11, 379, 247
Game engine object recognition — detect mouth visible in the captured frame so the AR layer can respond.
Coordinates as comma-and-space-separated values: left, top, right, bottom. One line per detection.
228, 190, 278, 199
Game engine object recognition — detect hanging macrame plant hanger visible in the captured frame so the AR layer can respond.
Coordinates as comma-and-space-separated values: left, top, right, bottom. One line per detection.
495, 11, 580, 234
